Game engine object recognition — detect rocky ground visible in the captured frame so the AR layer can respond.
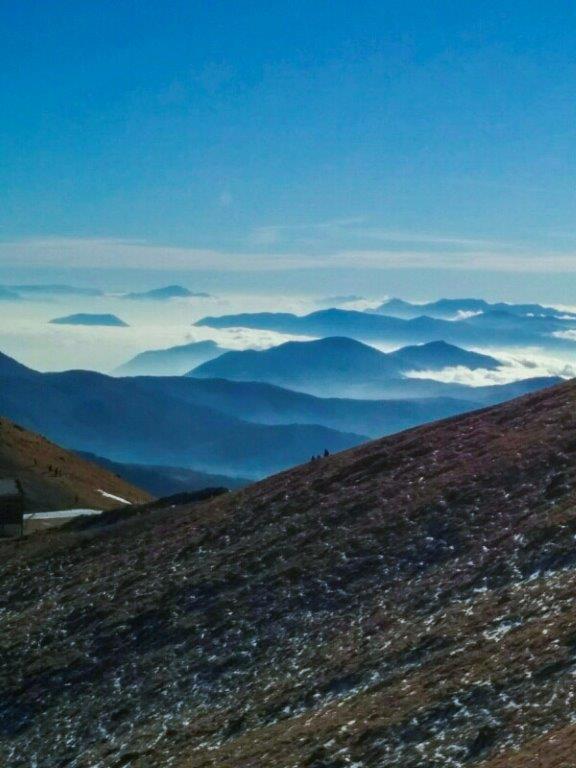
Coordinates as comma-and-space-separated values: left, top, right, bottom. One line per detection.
3, 380, 576, 766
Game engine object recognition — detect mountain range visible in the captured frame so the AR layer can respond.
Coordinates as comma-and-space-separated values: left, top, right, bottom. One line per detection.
0, 352, 364, 477
372, 296, 576, 320
0, 351, 559, 477
3, 376, 576, 765
49, 313, 129, 327
115, 339, 229, 376
122, 285, 211, 301
137, 372, 556, 434
189, 337, 502, 397
196, 306, 576, 348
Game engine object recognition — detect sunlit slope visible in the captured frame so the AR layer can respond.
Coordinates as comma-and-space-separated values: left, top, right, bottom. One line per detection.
0, 416, 152, 511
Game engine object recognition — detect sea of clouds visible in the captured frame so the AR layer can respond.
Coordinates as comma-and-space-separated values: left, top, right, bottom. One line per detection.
0, 291, 318, 373
405, 348, 576, 386
4, 289, 576, 386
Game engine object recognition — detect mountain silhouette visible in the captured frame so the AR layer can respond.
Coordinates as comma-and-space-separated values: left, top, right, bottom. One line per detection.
190, 337, 503, 396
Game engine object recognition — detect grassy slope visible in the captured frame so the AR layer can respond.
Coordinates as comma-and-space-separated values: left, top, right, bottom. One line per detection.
0, 416, 152, 511
3, 380, 576, 766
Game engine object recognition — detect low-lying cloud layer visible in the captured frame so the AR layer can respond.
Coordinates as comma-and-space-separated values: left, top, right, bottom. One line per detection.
406, 348, 576, 387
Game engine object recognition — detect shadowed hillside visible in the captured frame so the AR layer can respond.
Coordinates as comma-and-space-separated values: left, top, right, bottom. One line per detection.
3, 379, 576, 765
0, 352, 364, 477
76, 452, 249, 496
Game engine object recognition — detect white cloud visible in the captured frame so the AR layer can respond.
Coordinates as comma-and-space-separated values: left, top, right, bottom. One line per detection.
2, 235, 576, 273
337, 228, 509, 249
248, 217, 366, 247
405, 348, 576, 387
249, 218, 512, 250
553, 329, 576, 341
0, 238, 295, 271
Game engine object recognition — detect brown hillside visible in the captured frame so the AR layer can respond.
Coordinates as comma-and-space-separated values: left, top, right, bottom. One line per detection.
3, 380, 576, 766
0, 416, 152, 512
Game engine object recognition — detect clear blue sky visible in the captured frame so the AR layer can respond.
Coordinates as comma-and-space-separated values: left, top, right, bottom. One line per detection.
2, 1, 576, 298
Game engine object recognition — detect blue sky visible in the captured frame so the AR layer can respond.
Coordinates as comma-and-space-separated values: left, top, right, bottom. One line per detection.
2, 1, 576, 298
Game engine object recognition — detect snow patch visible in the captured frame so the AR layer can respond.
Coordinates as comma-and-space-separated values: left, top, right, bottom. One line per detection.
97, 489, 132, 505
25, 509, 101, 520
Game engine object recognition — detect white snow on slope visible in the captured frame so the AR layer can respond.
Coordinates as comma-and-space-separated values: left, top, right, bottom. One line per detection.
97, 490, 132, 505
24, 509, 101, 520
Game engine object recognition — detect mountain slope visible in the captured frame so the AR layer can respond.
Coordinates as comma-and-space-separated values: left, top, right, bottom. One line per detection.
115, 340, 228, 376
123, 285, 211, 300
0, 417, 151, 511
49, 313, 129, 327
0, 354, 364, 476
190, 338, 502, 396
4, 379, 576, 765
0, 350, 36, 378
387, 339, 501, 371
76, 452, 249, 496
138, 375, 482, 436
0, 352, 557, 476
190, 337, 405, 392
135, 373, 560, 431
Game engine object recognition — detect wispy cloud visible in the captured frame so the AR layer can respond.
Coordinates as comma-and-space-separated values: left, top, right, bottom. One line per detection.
343, 229, 510, 249
320, 248, 576, 272
249, 217, 365, 247
2, 235, 576, 273
249, 218, 512, 252
0, 238, 273, 271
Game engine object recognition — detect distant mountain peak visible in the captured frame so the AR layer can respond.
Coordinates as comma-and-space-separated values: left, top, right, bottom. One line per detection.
114, 339, 228, 377
388, 340, 501, 371
418, 339, 457, 350
189, 335, 504, 395
382, 297, 414, 308
123, 285, 211, 301
49, 313, 129, 327
0, 286, 22, 301
291, 336, 371, 350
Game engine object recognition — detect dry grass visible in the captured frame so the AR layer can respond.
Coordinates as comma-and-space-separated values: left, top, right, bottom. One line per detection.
4, 381, 576, 766
0, 416, 152, 513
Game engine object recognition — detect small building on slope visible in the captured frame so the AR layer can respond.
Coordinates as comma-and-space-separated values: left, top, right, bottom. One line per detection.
0, 478, 24, 537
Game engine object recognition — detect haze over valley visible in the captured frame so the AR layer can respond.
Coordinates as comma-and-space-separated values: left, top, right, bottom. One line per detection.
1, 283, 574, 481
